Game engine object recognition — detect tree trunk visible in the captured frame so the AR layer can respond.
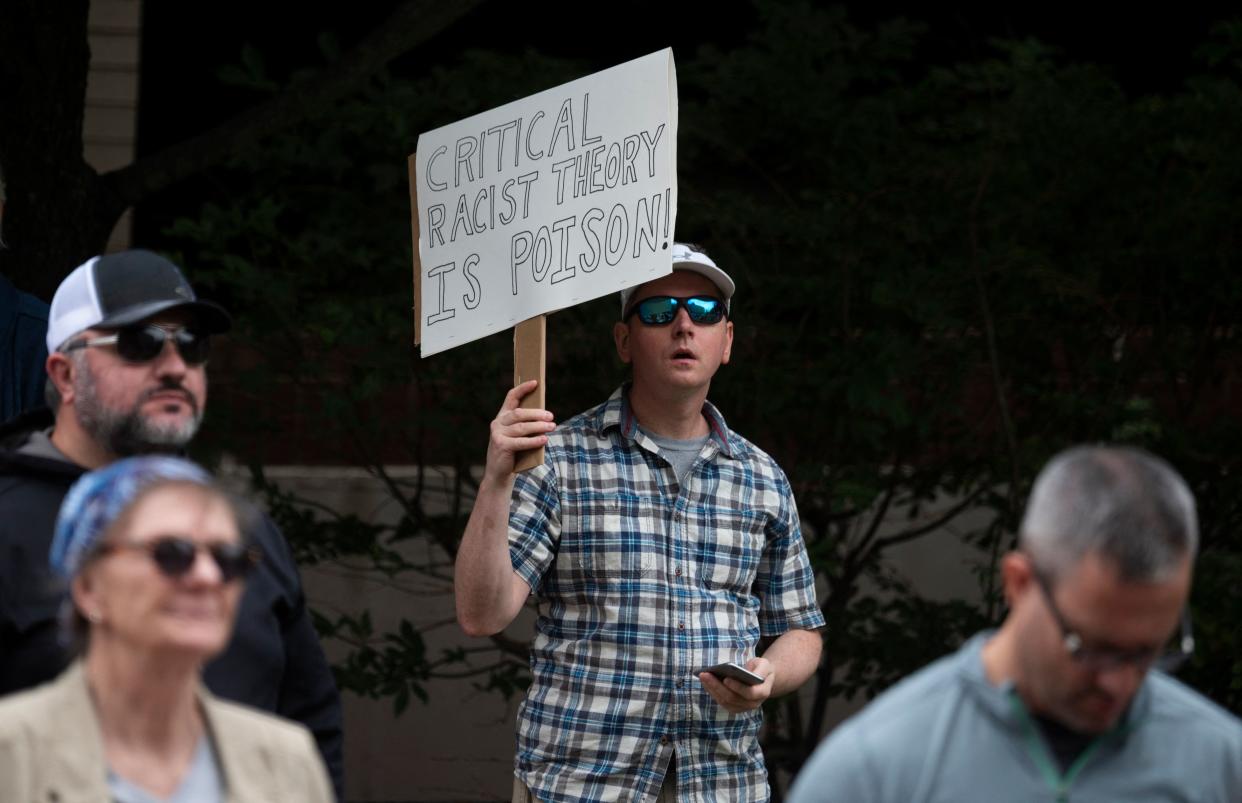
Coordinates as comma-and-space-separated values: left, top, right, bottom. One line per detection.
0, 0, 484, 301
0, 0, 120, 300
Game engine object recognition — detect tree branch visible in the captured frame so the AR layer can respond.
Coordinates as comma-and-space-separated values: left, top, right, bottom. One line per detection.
869, 485, 987, 553
101, 0, 485, 205
967, 154, 1020, 495
853, 466, 900, 554
429, 660, 525, 680
488, 630, 530, 657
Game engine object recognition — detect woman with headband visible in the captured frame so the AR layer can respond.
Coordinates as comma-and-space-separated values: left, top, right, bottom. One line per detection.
0, 456, 333, 802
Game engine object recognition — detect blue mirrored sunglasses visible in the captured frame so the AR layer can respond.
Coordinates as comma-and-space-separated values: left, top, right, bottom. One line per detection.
627, 295, 727, 326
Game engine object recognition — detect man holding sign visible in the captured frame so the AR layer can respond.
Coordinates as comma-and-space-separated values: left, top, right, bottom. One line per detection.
456, 243, 824, 802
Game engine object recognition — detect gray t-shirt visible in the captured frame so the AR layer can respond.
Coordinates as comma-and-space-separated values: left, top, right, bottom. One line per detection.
17, 428, 69, 461
787, 632, 1242, 803
108, 737, 224, 803
638, 426, 709, 487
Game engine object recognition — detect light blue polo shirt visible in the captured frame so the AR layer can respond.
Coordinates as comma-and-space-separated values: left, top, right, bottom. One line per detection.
788, 632, 1242, 803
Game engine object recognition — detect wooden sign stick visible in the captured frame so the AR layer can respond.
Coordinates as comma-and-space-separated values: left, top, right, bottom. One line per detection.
513, 315, 546, 472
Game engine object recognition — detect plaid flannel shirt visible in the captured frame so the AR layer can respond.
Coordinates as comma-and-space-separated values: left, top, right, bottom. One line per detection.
509, 387, 824, 803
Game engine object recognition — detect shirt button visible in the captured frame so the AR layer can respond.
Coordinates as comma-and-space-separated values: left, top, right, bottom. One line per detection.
678, 622, 685, 631
675, 566, 682, 577
660, 735, 670, 745
676, 679, 684, 688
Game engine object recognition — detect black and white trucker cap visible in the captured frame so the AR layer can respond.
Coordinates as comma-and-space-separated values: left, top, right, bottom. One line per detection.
46, 250, 231, 353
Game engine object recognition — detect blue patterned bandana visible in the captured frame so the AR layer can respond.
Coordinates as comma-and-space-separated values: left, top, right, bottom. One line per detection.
50, 456, 214, 579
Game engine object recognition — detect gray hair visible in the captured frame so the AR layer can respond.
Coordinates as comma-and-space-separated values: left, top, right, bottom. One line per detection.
1019, 445, 1198, 583
44, 377, 60, 412
44, 348, 87, 413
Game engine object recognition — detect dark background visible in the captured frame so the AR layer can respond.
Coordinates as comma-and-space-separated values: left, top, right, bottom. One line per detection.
5, 4, 1241, 799
133, 2, 1229, 243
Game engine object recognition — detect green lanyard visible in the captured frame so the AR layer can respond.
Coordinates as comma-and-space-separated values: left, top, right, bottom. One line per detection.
1007, 693, 1132, 802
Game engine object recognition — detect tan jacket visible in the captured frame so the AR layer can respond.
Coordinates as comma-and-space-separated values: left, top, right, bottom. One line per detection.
0, 661, 334, 803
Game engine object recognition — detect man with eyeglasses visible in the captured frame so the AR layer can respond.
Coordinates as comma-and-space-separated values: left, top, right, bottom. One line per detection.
456, 242, 825, 802
787, 445, 1242, 803
0, 249, 346, 798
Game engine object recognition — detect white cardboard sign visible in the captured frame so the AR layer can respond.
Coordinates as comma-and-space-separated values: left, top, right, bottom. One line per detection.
414, 49, 678, 357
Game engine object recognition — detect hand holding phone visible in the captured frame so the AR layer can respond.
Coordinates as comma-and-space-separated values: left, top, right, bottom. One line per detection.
695, 661, 765, 686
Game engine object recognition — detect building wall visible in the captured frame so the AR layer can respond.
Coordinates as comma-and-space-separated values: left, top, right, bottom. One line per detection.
224, 463, 987, 802
218, 463, 525, 802
84, 0, 141, 252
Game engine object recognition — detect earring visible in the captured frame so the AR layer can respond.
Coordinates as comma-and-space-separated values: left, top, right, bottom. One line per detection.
86, 610, 102, 624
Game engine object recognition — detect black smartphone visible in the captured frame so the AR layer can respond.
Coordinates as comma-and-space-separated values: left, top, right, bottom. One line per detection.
695, 661, 765, 686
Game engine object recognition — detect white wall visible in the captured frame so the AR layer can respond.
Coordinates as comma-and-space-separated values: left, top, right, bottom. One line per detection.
84, 0, 141, 251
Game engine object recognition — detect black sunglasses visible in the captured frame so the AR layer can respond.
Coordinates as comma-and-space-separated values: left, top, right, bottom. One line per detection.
97, 536, 260, 583
627, 295, 727, 326
63, 324, 211, 365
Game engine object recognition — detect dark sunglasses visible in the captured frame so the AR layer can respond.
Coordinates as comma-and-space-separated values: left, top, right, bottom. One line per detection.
627, 295, 727, 326
97, 536, 260, 583
63, 324, 211, 365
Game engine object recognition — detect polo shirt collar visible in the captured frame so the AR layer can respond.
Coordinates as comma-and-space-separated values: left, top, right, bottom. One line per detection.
959, 630, 1152, 740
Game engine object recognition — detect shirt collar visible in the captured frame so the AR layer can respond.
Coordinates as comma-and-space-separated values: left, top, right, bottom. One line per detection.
595, 384, 737, 459
959, 630, 1152, 738
19, 428, 73, 462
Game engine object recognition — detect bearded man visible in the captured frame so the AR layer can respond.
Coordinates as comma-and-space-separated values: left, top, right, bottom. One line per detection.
0, 250, 345, 798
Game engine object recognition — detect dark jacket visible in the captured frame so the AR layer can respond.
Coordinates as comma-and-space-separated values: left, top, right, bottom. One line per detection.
0, 275, 49, 422
0, 409, 345, 799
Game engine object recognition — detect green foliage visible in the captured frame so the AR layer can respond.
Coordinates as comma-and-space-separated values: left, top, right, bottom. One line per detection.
170, 48, 597, 716
165, 3, 1242, 784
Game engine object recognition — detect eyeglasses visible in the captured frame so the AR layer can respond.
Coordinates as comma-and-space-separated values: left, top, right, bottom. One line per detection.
627, 295, 727, 326
96, 536, 260, 583
63, 324, 211, 365
1031, 563, 1195, 673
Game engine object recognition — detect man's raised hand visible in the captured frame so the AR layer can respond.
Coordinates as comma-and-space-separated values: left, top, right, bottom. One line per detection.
484, 379, 556, 480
